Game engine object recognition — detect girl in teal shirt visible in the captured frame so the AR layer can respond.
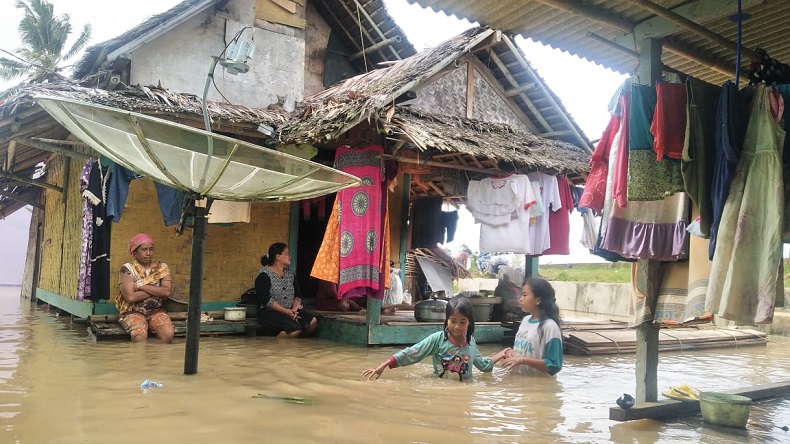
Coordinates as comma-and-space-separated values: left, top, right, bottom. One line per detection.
363, 296, 507, 381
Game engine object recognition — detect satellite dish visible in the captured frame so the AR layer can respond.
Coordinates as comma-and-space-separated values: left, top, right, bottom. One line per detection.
33, 95, 360, 201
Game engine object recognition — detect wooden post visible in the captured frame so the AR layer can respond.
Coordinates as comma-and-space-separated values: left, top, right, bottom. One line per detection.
525, 255, 539, 280
398, 173, 410, 286
31, 219, 43, 302
184, 203, 208, 375
634, 38, 663, 404
289, 202, 299, 268
635, 259, 661, 403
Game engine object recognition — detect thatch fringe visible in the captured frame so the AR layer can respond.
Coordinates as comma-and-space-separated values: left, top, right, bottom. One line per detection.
386, 107, 590, 175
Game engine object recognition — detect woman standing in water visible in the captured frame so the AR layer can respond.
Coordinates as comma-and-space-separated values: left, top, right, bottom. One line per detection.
255, 242, 317, 338
499, 277, 563, 376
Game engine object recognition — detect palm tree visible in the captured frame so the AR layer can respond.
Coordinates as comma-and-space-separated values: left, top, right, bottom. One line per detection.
0, 0, 91, 83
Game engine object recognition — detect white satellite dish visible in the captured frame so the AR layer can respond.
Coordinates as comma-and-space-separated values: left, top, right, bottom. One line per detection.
34, 95, 360, 201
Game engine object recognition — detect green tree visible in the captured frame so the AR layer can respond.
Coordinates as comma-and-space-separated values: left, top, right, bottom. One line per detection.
0, 0, 91, 83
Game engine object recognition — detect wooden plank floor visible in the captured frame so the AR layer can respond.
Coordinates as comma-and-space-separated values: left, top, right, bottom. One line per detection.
610, 381, 790, 421
88, 319, 256, 341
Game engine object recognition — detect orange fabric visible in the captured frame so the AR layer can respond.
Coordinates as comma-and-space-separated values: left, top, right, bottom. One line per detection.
115, 260, 171, 314
119, 311, 173, 341
310, 196, 340, 283
381, 202, 391, 289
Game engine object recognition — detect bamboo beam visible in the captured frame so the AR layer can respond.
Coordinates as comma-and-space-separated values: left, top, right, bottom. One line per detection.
5, 140, 16, 171
532, 0, 633, 32
501, 35, 593, 153
624, 0, 759, 60
14, 138, 92, 159
663, 40, 737, 78
0, 189, 43, 209
504, 83, 538, 97
486, 51, 553, 132
350, 36, 402, 61
0, 169, 62, 192
587, 32, 641, 59
382, 154, 500, 175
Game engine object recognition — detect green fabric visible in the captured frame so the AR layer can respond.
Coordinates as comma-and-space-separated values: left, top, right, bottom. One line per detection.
627, 150, 685, 201
392, 331, 494, 379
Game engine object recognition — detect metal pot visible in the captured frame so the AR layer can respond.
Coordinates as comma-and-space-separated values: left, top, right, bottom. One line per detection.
414, 297, 447, 322
224, 306, 247, 321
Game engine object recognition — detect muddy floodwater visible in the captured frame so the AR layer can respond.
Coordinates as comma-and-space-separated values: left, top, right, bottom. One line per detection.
1, 286, 789, 443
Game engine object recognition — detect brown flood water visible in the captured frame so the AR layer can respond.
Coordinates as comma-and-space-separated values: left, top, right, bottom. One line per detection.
1, 285, 789, 444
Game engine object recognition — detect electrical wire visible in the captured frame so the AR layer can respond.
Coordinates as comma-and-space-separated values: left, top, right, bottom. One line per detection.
735, 0, 743, 87
355, 3, 368, 72
0, 47, 57, 75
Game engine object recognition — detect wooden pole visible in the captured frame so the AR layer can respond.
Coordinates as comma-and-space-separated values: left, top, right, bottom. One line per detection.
532, 0, 633, 33
0, 169, 62, 192
634, 39, 663, 404
0, 189, 43, 209
184, 203, 208, 375
663, 40, 738, 78
624, 0, 759, 60
14, 138, 92, 159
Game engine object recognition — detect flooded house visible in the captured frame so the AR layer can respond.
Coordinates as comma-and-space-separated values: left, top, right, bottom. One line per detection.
0, 0, 591, 345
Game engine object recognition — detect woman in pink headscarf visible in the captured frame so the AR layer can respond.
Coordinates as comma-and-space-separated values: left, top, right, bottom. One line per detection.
114, 233, 175, 343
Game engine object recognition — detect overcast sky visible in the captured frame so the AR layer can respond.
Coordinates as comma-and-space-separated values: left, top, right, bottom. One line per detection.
0, 0, 628, 266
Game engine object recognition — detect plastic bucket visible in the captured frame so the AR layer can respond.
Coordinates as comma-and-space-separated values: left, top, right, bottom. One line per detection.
699, 392, 752, 428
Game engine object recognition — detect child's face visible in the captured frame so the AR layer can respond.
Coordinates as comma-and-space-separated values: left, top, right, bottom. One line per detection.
446, 311, 469, 342
520, 284, 540, 315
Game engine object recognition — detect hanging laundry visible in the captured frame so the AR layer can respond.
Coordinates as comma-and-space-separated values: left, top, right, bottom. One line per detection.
628, 84, 684, 201
526, 173, 561, 255
106, 161, 139, 222
89, 160, 111, 302
708, 81, 748, 259
650, 81, 687, 161
543, 176, 572, 255
772, 85, 790, 242
653, 205, 713, 325
467, 176, 522, 226
706, 85, 785, 325
208, 200, 251, 224
440, 209, 459, 243
580, 113, 619, 214
335, 144, 385, 299
681, 78, 720, 238
77, 159, 96, 301
154, 183, 184, 226
612, 92, 630, 209
411, 197, 443, 247
571, 186, 598, 251
311, 196, 340, 283
478, 174, 538, 254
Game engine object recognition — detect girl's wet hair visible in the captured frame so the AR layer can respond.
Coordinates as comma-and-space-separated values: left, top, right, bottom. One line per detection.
444, 296, 475, 344
261, 242, 287, 267
524, 277, 562, 337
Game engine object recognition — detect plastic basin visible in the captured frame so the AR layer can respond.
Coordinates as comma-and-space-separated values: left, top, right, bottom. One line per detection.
699, 392, 752, 428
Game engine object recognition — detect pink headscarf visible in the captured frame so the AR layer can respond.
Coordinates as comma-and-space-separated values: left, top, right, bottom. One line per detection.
129, 233, 154, 255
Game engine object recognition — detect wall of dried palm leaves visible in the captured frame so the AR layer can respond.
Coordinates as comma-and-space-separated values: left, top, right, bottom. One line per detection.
39, 156, 83, 298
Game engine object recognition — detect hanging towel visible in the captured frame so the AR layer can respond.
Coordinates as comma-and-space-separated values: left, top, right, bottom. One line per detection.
208, 200, 251, 223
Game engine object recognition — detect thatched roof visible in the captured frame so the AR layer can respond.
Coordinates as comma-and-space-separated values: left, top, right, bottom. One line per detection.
0, 81, 287, 130
277, 27, 494, 144
386, 107, 590, 177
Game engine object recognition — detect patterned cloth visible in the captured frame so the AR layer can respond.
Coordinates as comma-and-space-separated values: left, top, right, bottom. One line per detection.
389, 331, 494, 380
580, 113, 619, 214
114, 260, 171, 315
77, 159, 96, 301
119, 311, 173, 341
335, 144, 384, 299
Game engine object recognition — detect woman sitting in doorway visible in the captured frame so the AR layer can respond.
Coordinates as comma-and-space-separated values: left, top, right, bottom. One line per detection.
255, 243, 317, 338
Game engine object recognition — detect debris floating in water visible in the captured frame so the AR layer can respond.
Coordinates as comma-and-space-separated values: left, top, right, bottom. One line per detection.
252, 394, 316, 405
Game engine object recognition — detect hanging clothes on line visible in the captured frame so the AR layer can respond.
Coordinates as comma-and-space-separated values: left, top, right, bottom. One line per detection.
681, 78, 721, 238
706, 85, 785, 325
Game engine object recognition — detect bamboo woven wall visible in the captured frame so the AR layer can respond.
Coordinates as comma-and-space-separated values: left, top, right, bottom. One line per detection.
38, 156, 85, 298
109, 179, 290, 302
410, 65, 467, 119
471, 69, 528, 131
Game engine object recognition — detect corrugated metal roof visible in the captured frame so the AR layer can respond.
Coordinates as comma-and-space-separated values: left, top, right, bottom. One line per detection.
406, 0, 787, 86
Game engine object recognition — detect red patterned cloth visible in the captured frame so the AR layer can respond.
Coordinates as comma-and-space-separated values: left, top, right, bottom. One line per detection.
335, 144, 385, 299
